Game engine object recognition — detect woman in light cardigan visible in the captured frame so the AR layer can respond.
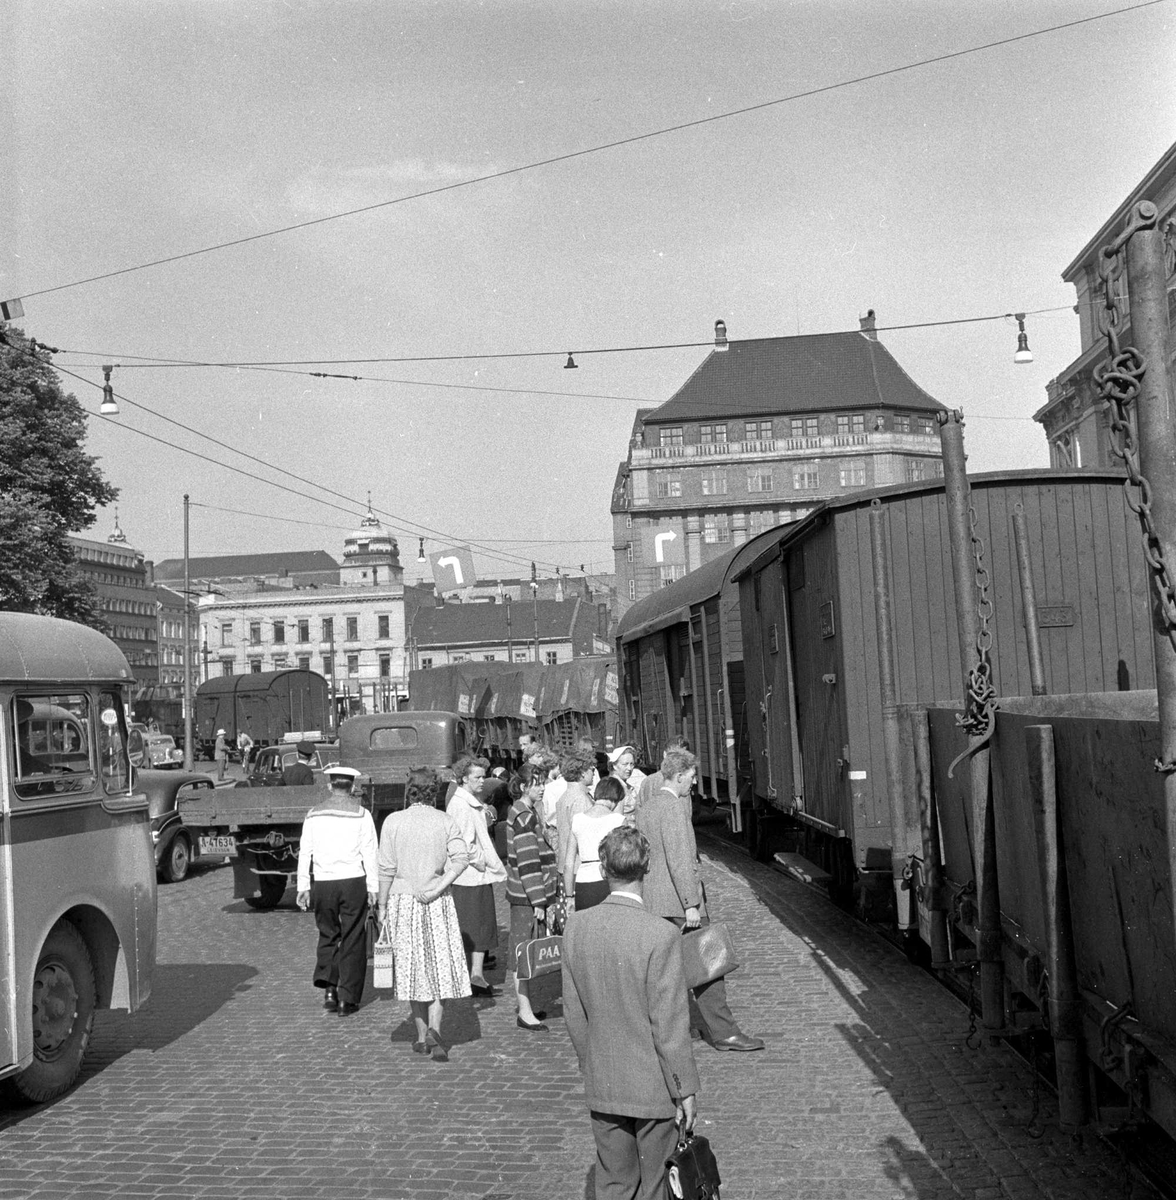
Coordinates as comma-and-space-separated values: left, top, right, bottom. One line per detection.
446, 755, 507, 996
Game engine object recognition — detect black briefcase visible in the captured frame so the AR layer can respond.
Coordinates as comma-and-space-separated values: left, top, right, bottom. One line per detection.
665, 1132, 721, 1199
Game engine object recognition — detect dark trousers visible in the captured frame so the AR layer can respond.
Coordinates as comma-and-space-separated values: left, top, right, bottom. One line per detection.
667, 914, 739, 1041
589, 1111, 679, 1200
311, 876, 368, 1005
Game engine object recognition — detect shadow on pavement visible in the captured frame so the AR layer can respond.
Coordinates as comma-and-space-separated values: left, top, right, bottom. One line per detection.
0, 962, 257, 1126
387, 996, 484, 1047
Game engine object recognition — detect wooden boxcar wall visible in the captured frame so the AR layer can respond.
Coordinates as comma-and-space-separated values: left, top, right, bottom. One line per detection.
744, 473, 1157, 866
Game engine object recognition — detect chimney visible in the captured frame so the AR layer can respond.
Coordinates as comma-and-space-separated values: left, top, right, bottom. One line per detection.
859, 309, 877, 341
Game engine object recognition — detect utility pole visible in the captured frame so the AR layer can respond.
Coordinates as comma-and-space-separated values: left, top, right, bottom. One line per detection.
182, 494, 194, 771
530, 562, 540, 663
506, 594, 513, 663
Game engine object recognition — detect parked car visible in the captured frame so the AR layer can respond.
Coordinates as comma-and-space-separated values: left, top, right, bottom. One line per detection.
142, 731, 184, 770
234, 741, 340, 788
142, 769, 230, 883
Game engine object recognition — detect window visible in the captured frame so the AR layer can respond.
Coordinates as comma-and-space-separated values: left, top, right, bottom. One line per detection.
699, 423, 727, 444
273, 621, 285, 644
297, 619, 309, 642
420, 657, 434, 669
272, 654, 288, 668
346, 616, 359, 641
625, 514, 632, 528
907, 458, 928, 482
321, 617, 334, 642
98, 691, 130, 794
659, 427, 684, 447
835, 413, 866, 435
793, 463, 819, 490
628, 579, 636, 601
379, 654, 391, 677
249, 622, 261, 645
482, 655, 496, 662
625, 544, 634, 563
545, 651, 559, 665
322, 653, 334, 677
221, 659, 234, 677
14, 694, 90, 798
371, 726, 419, 750
513, 651, 529, 662
374, 614, 389, 640
701, 469, 728, 496
839, 459, 866, 487
250, 660, 262, 674
747, 468, 773, 492
703, 514, 730, 544
655, 471, 682, 498
659, 565, 686, 586
298, 656, 311, 671
220, 622, 233, 646
745, 419, 773, 441
895, 413, 910, 433
749, 510, 778, 538
918, 417, 935, 436
347, 654, 359, 676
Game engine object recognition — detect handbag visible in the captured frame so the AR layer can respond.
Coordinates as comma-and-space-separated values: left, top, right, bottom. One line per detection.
547, 884, 569, 935
514, 916, 563, 980
665, 1132, 721, 1199
680, 922, 739, 989
372, 915, 396, 990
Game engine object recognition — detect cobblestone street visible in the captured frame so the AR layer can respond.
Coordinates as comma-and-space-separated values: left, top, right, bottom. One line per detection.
0, 835, 1150, 1200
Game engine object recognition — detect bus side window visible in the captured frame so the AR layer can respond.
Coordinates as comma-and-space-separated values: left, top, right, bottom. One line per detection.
12, 694, 95, 799
98, 692, 131, 794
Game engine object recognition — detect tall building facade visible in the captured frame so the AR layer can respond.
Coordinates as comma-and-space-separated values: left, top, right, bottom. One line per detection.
68, 519, 158, 686
612, 317, 946, 612
1036, 141, 1176, 466
196, 510, 409, 713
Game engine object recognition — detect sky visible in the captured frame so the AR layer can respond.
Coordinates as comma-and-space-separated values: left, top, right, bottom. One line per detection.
3, 0, 1174, 587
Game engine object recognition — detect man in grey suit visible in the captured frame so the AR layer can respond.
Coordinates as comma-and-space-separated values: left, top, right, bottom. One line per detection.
563, 826, 700, 1200
636, 746, 764, 1052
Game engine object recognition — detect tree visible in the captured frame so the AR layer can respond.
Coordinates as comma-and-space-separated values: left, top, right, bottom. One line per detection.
0, 326, 118, 624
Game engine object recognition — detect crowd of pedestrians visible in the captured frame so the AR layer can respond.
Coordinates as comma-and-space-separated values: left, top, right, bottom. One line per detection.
294, 733, 762, 1195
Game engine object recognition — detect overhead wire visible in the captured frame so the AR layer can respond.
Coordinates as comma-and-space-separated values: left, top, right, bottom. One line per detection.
51, 362, 584, 574
12, 0, 1165, 304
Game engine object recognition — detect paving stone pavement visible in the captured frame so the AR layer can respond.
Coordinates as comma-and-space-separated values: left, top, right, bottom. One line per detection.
0, 834, 1155, 1200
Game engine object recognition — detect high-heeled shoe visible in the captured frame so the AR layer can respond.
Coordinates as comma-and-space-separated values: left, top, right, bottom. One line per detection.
470, 980, 499, 997
425, 1027, 449, 1062
516, 1015, 549, 1032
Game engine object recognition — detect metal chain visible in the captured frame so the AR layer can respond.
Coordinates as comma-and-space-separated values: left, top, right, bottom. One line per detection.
949, 507, 998, 776
1094, 206, 1176, 675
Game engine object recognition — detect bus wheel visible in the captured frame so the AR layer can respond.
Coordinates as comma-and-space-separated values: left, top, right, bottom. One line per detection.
162, 834, 191, 883
244, 874, 288, 910
12, 922, 97, 1103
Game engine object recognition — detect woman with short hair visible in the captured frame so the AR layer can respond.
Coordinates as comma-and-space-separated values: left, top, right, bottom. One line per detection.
377, 768, 471, 1061
563, 775, 626, 911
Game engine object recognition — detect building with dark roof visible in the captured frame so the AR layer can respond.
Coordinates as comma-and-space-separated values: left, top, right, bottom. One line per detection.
153, 550, 340, 593
410, 596, 609, 669
1035, 140, 1176, 469
612, 317, 946, 612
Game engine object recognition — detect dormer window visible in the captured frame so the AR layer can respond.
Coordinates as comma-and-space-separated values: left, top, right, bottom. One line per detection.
358, 540, 370, 553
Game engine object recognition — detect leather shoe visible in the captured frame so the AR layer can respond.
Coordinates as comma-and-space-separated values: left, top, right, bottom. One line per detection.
338, 1002, 360, 1017
471, 981, 499, 997
711, 1032, 765, 1052
516, 1016, 549, 1033
425, 1028, 448, 1062
322, 987, 338, 1012
411, 1041, 428, 1055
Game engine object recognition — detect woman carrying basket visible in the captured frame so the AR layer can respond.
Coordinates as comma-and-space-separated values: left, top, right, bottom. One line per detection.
376, 768, 471, 1062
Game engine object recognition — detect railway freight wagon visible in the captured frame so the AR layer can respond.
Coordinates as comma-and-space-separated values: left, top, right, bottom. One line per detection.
735, 468, 1156, 914
923, 690, 1176, 1141
194, 669, 333, 758
616, 540, 768, 828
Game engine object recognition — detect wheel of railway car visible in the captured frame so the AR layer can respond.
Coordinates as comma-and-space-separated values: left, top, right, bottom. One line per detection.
162, 833, 191, 883
11, 921, 97, 1103
244, 873, 288, 910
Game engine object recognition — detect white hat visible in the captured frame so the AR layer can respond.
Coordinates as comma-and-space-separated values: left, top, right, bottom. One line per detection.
217, 729, 226, 736
323, 765, 361, 780
607, 745, 634, 763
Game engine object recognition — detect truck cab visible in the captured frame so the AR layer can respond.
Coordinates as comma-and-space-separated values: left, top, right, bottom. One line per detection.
341, 710, 465, 817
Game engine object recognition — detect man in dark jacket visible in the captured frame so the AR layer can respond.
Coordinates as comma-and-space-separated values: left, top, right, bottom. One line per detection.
563, 825, 699, 1200
282, 741, 317, 787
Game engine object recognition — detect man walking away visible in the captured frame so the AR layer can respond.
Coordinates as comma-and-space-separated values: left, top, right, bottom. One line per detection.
563, 826, 699, 1200
214, 729, 228, 781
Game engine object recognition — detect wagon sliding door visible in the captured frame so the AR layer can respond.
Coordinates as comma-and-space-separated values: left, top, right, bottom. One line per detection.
785, 539, 848, 835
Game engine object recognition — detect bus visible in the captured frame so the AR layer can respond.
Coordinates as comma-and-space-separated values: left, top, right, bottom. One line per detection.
0, 612, 156, 1101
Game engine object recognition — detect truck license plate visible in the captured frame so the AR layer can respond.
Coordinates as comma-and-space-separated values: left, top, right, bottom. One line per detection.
199, 835, 237, 857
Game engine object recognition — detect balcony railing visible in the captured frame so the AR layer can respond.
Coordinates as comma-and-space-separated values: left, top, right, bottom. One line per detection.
632, 430, 938, 463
